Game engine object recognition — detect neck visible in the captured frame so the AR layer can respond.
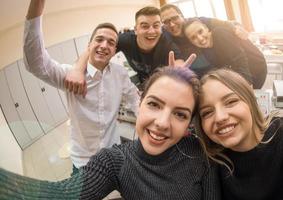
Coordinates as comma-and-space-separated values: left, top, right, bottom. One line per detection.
89, 60, 107, 71
137, 39, 153, 53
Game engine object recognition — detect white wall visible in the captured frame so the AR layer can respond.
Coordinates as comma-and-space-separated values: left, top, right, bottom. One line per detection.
0, 107, 23, 175
0, 0, 159, 69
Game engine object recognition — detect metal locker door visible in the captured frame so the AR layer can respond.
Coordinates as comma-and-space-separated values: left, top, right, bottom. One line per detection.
18, 60, 56, 133
4, 62, 44, 140
0, 70, 31, 149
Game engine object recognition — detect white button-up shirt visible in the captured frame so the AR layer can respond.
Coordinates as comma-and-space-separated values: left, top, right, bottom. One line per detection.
23, 16, 139, 168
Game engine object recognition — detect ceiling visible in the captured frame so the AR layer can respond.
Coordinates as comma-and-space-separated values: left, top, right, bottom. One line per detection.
0, 0, 156, 33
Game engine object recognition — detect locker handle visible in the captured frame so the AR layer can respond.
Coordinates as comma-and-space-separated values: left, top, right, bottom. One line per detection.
15, 103, 19, 108
41, 87, 45, 92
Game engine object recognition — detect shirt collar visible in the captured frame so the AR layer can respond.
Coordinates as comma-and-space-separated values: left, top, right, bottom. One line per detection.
87, 62, 111, 78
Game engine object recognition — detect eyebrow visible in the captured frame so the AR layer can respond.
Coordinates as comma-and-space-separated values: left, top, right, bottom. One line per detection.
200, 92, 236, 110
140, 21, 161, 25
146, 95, 192, 114
95, 35, 117, 43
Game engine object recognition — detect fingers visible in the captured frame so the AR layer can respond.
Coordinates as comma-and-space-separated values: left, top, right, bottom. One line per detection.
182, 53, 197, 68
78, 81, 87, 96
82, 84, 88, 98
168, 51, 175, 67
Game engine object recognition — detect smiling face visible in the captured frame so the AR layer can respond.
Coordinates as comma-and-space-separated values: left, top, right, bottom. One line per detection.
88, 28, 117, 70
135, 15, 162, 52
184, 21, 212, 48
136, 76, 195, 155
199, 79, 259, 152
161, 7, 184, 37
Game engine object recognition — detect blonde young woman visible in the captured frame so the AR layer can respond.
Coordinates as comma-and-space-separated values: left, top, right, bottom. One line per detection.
195, 68, 283, 200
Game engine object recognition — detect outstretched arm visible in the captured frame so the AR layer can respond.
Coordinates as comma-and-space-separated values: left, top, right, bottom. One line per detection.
64, 51, 89, 97
202, 17, 249, 40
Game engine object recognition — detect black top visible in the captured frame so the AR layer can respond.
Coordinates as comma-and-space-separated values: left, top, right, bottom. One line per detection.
196, 27, 267, 89
0, 136, 221, 200
220, 117, 283, 200
117, 31, 182, 83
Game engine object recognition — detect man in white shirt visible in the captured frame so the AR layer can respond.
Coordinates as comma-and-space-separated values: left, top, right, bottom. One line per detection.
24, 0, 139, 173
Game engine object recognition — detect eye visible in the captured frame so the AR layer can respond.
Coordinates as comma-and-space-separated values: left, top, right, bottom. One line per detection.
108, 40, 116, 47
147, 101, 160, 109
95, 37, 104, 43
141, 25, 150, 30
226, 98, 239, 107
153, 24, 161, 29
174, 111, 189, 121
200, 109, 213, 119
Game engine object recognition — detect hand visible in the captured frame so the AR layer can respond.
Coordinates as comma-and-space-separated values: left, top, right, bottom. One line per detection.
235, 25, 249, 40
64, 68, 87, 98
168, 51, 197, 68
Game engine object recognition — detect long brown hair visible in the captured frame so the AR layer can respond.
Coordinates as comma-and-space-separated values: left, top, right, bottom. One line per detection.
195, 68, 271, 174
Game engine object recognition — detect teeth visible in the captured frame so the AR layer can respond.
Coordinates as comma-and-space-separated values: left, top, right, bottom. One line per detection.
149, 131, 166, 141
97, 51, 107, 55
146, 36, 157, 40
218, 126, 234, 134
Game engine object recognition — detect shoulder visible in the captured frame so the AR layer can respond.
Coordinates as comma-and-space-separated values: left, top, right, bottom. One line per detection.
118, 31, 136, 42
88, 144, 128, 166
109, 62, 127, 73
178, 135, 205, 157
212, 26, 235, 39
266, 117, 283, 138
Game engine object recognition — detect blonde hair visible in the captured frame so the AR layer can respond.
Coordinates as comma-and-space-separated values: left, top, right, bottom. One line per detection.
194, 68, 273, 174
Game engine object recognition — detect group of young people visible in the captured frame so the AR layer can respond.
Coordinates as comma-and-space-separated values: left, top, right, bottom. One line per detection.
0, 0, 282, 199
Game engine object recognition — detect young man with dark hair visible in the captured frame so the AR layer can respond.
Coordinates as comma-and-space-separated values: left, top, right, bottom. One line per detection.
24, 0, 139, 173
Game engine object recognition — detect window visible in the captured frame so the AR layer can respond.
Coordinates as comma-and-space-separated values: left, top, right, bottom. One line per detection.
248, 0, 283, 32
167, 0, 227, 20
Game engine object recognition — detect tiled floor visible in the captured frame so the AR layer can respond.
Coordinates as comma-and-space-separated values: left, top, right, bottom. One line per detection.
23, 120, 122, 200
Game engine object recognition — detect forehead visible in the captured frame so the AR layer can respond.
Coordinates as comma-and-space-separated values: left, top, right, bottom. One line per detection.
146, 76, 195, 107
136, 15, 161, 25
93, 28, 118, 41
186, 22, 205, 34
200, 79, 232, 103
161, 7, 179, 19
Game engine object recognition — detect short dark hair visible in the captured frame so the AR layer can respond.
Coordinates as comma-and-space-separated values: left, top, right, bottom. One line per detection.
135, 6, 160, 21
89, 22, 118, 43
160, 4, 184, 17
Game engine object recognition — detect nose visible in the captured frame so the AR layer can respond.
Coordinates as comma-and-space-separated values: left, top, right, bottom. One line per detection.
148, 26, 156, 33
197, 35, 203, 42
215, 107, 229, 125
168, 20, 175, 27
154, 110, 170, 130
100, 40, 108, 48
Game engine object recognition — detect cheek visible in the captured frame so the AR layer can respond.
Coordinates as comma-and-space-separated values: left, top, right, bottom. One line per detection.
201, 119, 211, 135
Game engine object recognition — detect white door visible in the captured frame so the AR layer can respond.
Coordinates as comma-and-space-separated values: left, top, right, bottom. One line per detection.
4, 62, 44, 140
18, 60, 56, 133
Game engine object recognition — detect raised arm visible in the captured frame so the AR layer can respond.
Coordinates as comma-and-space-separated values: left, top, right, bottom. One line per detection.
23, 0, 67, 90
26, 0, 45, 19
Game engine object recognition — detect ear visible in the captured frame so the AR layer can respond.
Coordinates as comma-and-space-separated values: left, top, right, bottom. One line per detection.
134, 25, 137, 35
